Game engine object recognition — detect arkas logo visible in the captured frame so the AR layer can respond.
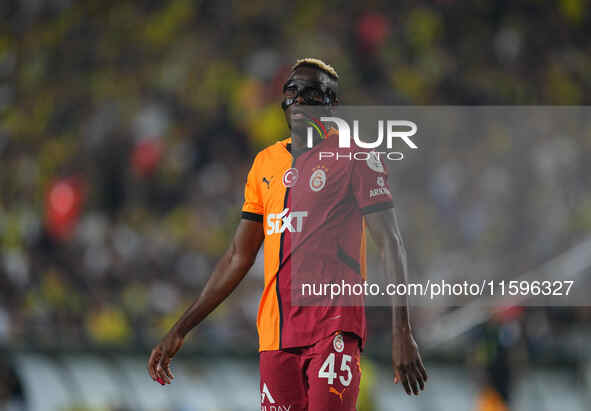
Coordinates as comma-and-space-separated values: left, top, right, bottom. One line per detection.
307, 116, 418, 161
266, 209, 308, 235
370, 174, 390, 198
369, 185, 391, 198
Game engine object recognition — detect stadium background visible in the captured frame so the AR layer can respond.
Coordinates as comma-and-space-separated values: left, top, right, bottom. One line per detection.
1, 0, 590, 410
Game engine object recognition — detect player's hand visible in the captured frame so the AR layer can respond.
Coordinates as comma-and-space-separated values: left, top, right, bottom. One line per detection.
392, 329, 428, 396
148, 329, 184, 385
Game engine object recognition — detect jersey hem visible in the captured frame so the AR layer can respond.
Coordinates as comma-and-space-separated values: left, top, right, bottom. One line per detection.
258, 328, 365, 352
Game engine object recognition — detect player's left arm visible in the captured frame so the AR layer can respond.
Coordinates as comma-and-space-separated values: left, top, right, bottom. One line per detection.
364, 208, 428, 396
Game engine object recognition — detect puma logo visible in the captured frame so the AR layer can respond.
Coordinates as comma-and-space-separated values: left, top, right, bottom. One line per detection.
262, 176, 273, 189
329, 387, 346, 401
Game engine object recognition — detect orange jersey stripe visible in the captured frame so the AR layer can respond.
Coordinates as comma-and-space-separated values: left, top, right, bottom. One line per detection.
242, 138, 292, 350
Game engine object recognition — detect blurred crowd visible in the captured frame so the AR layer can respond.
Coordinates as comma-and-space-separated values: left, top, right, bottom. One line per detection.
0, 0, 591, 358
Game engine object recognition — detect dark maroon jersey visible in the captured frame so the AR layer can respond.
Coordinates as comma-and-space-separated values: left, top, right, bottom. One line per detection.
276, 129, 394, 349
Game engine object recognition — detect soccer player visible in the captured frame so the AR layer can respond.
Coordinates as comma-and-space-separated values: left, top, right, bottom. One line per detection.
148, 58, 427, 410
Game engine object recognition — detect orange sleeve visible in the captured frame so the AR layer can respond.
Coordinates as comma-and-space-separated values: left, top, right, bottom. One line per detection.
241, 153, 264, 222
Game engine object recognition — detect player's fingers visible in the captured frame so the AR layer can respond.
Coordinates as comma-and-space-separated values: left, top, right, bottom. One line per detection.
411, 363, 424, 391
406, 369, 419, 396
163, 358, 174, 380
156, 361, 171, 384
147, 360, 155, 380
148, 350, 160, 380
157, 369, 170, 385
397, 366, 411, 395
401, 375, 411, 395
164, 366, 174, 380
416, 357, 428, 382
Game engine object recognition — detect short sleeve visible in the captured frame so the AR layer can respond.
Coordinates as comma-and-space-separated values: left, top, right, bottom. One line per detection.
351, 152, 393, 215
241, 154, 264, 222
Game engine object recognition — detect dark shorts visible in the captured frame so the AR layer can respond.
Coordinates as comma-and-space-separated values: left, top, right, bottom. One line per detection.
259, 331, 362, 411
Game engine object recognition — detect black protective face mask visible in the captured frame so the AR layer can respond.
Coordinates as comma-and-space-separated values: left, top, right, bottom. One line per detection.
281, 79, 337, 111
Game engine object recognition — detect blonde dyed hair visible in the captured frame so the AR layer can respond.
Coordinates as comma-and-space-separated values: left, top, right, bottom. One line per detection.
291, 58, 339, 79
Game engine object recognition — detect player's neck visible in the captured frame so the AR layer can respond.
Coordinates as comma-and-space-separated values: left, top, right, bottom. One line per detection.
290, 129, 321, 157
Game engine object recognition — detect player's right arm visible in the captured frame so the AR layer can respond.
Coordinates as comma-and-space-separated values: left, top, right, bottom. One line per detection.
147, 219, 263, 385
148, 153, 266, 385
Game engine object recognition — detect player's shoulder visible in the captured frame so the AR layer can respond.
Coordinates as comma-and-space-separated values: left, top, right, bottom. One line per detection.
259, 137, 291, 155
251, 138, 291, 165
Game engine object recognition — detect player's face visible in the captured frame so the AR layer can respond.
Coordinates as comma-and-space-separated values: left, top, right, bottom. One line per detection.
282, 66, 337, 133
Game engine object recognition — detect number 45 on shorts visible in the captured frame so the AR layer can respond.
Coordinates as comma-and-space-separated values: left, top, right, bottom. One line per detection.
318, 353, 353, 386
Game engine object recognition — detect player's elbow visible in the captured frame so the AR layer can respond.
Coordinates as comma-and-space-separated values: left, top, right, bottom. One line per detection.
229, 250, 256, 273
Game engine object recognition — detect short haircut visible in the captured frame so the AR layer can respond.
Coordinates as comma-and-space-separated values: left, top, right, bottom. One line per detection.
291, 58, 339, 80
